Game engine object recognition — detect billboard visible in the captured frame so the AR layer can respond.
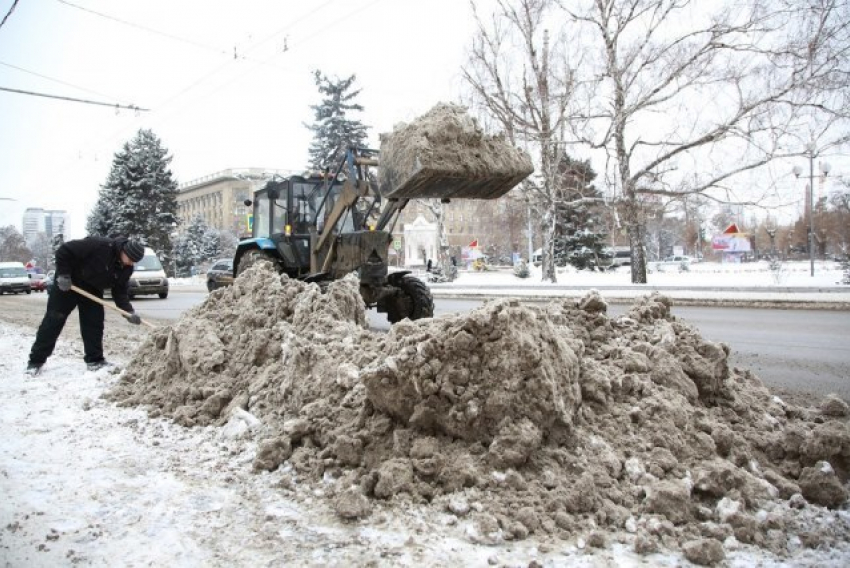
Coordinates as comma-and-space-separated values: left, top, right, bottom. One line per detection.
711, 234, 751, 252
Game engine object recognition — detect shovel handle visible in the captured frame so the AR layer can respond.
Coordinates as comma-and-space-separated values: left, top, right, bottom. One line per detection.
70, 285, 157, 328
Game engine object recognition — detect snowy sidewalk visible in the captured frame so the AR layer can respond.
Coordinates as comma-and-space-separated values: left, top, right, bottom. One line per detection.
425, 262, 850, 307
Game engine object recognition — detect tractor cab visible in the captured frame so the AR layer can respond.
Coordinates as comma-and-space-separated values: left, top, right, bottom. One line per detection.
240, 173, 341, 278
251, 174, 352, 237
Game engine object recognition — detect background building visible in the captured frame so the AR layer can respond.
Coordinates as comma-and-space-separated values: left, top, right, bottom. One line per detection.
402, 216, 438, 266
22, 208, 66, 245
395, 197, 529, 267
176, 168, 289, 238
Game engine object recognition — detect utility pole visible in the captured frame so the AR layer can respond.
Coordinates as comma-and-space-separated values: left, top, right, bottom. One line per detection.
793, 144, 830, 277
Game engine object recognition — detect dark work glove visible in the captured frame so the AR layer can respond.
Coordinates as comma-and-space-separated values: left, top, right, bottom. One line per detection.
56, 275, 72, 292
125, 313, 142, 325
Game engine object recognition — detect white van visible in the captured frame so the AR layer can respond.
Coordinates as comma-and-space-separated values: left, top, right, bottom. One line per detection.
128, 247, 169, 299
0, 261, 32, 295
532, 248, 542, 266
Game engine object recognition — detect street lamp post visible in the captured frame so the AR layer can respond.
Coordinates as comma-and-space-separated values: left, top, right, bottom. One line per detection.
766, 227, 777, 257
793, 145, 830, 277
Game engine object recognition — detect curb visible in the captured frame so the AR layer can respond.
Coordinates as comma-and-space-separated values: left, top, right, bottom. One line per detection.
429, 290, 850, 310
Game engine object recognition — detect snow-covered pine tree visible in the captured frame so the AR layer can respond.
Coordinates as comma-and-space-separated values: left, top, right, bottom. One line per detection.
552, 155, 609, 271
86, 129, 179, 257
216, 229, 239, 260
200, 226, 222, 262
172, 215, 227, 275
173, 215, 214, 275
305, 71, 370, 169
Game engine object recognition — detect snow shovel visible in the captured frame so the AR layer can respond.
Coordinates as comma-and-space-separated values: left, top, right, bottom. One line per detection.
70, 285, 157, 329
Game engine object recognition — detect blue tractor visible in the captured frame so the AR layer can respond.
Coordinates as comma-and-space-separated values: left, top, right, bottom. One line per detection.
234, 148, 433, 323
232, 107, 533, 324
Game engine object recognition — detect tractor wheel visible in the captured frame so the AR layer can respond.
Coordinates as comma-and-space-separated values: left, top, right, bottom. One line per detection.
237, 249, 277, 276
387, 274, 434, 324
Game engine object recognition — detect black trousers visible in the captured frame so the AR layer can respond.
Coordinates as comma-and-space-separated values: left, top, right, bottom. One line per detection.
29, 284, 105, 365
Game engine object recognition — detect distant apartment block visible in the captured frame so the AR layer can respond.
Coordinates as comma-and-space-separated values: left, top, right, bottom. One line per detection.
176, 168, 289, 238
22, 208, 67, 245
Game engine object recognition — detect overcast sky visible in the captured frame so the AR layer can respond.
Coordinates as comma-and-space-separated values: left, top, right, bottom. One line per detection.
0, 0, 488, 237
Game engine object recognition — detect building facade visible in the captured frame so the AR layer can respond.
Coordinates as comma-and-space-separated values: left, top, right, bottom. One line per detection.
176, 168, 289, 238
22, 208, 67, 245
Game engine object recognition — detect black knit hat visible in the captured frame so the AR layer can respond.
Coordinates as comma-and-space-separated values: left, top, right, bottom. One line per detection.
123, 240, 145, 263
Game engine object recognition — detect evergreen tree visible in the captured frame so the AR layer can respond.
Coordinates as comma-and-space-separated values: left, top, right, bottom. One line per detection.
305, 71, 369, 169
552, 156, 609, 270
216, 229, 239, 260
173, 215, 221, 274
86, 129, 179, 256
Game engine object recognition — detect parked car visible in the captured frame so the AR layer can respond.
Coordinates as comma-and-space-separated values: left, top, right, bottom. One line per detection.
0, 261, 31, 295
206, 258, 234, 292
652, 255, 693, 272
128, 247, 169, 299
29, 273, 48, 292
663, 255, 693, 264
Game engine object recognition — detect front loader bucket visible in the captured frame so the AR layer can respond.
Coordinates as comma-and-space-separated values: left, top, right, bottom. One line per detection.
378, 103, 534, 200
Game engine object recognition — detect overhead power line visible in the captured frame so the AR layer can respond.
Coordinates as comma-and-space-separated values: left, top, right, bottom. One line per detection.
55, 0, 227, 56
0, 86, 148, 111
0, 0, 21, 30
0, 60, 119, 99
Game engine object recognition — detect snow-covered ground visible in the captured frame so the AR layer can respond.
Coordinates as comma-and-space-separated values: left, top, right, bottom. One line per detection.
445, 259, 847, 288
430, 261, 850, 304
170, 260, 849, 291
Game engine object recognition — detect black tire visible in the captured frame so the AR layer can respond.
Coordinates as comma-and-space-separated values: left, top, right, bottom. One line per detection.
237, 249, 278, 276
158, 292, 168, 299
387, 274, 434, 324
26, 289, 31, 295
207, 279, 216, 293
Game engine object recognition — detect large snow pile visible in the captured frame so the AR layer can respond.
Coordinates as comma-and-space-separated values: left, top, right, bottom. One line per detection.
108, 263, 850, 563
378, 102, 534, 200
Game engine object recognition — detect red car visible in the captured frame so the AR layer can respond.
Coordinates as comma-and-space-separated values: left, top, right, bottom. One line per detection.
30, 273, 48, 292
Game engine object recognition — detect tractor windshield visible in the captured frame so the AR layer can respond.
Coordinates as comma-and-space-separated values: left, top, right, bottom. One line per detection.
291, 182, 318, 234
253, 189, 270, 238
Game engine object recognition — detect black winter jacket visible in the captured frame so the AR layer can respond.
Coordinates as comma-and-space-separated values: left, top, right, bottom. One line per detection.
55, 236, 135, 313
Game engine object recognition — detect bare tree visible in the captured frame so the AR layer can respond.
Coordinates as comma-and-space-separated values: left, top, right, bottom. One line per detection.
0, 225, 32, 263
489, 194, 532, 263
463, 0, 582, 282
827, 184, 850, 256
416, 199, 455, 280
29, 233, 55, 271
564, 0, 850, 282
